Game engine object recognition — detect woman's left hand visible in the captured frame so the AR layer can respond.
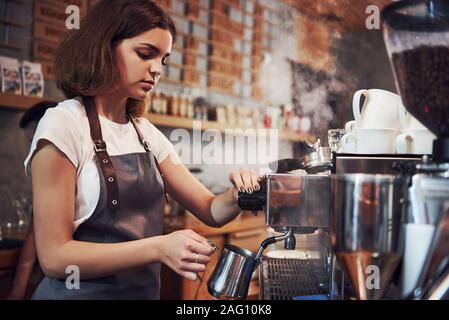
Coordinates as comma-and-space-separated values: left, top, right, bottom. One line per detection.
229, 168, 262, 201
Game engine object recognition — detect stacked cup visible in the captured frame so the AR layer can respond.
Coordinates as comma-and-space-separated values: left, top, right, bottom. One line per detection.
396, 112, 436, 155
340, 89, 435, 155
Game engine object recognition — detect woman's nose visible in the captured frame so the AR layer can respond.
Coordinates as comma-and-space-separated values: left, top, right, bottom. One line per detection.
149, 61, 162, 79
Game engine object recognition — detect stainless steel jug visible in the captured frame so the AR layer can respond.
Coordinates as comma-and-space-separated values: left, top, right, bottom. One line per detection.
207, 244, 257, 300
207, 229, 294, 299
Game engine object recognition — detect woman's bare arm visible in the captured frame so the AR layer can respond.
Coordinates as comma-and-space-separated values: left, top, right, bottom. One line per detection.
160, 153, 261, 228
32, 143, 211, 281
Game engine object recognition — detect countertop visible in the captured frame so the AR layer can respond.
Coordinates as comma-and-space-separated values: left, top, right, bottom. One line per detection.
164, 211, 266, 236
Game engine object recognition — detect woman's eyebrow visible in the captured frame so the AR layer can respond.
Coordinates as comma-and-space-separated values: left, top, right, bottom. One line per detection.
138, 43, 171, 56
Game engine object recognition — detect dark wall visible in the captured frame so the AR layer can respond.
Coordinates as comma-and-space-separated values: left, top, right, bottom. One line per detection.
289, 28, 397, 145
333, 29, 397, 93
0, 0, 35, 220
331, 29, 397, 125
0, 109, 32, 218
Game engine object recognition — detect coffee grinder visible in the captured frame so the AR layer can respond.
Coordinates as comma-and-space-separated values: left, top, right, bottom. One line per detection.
382, 0, 449, 299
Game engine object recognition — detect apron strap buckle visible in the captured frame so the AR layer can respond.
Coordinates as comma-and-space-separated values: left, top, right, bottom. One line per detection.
142, 140, 151, 152
93, 140, 107, 153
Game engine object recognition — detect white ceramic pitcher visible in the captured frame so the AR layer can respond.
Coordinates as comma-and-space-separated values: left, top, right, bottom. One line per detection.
352, 89, 405, 129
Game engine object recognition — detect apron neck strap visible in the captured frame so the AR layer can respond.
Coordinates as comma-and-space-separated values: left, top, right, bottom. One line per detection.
81, 96, 168, 205
128, 116, 151, 153
81, 95, 121, 211
128, 114, 169, 203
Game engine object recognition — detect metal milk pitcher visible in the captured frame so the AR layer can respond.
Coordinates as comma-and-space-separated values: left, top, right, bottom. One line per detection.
207, 244, 257, 300
207, 229, 294, 300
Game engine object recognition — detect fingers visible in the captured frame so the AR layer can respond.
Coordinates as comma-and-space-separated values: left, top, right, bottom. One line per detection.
180, 230, 214, 255
184, 229, 209, 244
240, 168, 253, 193
180, 261, 207, 273
189, 240, 215, 256
249, 170, 260, 191
230, 168, 261, 193
186, 252, 211, 264
229, 171, 244, 192
178, 253, 212, 281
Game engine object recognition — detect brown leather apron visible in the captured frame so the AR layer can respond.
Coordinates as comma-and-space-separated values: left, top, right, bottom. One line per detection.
32, 96, 167, 299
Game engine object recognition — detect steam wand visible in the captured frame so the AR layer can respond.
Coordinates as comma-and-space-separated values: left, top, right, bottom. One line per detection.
254, 227, 295, 261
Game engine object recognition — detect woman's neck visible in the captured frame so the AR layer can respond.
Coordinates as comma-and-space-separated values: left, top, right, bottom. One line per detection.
93, 93, 129, 124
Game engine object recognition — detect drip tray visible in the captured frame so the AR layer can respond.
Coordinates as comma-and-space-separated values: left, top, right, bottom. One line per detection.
260, 257, 329, 300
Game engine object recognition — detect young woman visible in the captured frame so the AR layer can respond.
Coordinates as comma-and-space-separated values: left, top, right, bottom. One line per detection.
25, 0, 261, 299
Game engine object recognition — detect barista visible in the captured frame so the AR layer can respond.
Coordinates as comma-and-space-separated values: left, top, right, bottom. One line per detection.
25, 0, 261, 299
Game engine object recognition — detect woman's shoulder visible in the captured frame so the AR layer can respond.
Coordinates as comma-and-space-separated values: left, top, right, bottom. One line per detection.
46, 98, 85, 120
134, 116, 175, 162
25, 99, 87, 176
134, 116, 163, 136
35, 98, 89, 146
38, 98, 87, 131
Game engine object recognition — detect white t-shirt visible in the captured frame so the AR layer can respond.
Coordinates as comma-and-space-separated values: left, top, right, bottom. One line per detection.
24, 98, 175, 231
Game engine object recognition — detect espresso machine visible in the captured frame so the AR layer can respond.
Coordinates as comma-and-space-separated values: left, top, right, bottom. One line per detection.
234, 140, 340, 300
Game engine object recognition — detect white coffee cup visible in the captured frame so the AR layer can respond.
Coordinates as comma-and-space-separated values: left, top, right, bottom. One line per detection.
341, 128, 399, 154
396, 129, 436, 154
340, 130, 356, 153
344, 120, 356, 133
353, 89, 405, 130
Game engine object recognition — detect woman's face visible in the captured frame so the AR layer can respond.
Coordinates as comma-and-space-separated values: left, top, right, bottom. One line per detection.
114, 28, 172, 100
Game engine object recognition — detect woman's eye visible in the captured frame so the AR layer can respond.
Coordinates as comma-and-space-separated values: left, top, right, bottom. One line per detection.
137, 51, 153, 60
162, 57, 169, 66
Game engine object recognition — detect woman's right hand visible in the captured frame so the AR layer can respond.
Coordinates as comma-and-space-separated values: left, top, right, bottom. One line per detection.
158, 229, 214, 281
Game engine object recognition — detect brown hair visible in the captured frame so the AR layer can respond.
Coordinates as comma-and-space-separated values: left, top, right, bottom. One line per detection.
55, 0, 176, 117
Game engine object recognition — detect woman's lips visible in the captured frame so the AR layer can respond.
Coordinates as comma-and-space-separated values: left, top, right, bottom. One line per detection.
140, 81, 154, 91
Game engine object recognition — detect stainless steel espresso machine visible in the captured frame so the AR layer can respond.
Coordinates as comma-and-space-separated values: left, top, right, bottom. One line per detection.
236, 140, 339, 300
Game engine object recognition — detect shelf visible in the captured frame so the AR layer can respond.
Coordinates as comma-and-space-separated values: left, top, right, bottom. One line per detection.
0, 93, 46, 110
145, 113, 314, 142
159, 78, 247, 100
0, 94, 313, 142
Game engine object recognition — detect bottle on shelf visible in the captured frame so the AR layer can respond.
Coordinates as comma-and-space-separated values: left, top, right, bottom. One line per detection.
187, 96, 194, 119
202, 106, 208, 121
194, 102, 202, 120
160, 92, 168, 115
150, 90, 159, 114
179, 94, 187, 118
144, 93, 152, 114
170, 93, 179, 116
